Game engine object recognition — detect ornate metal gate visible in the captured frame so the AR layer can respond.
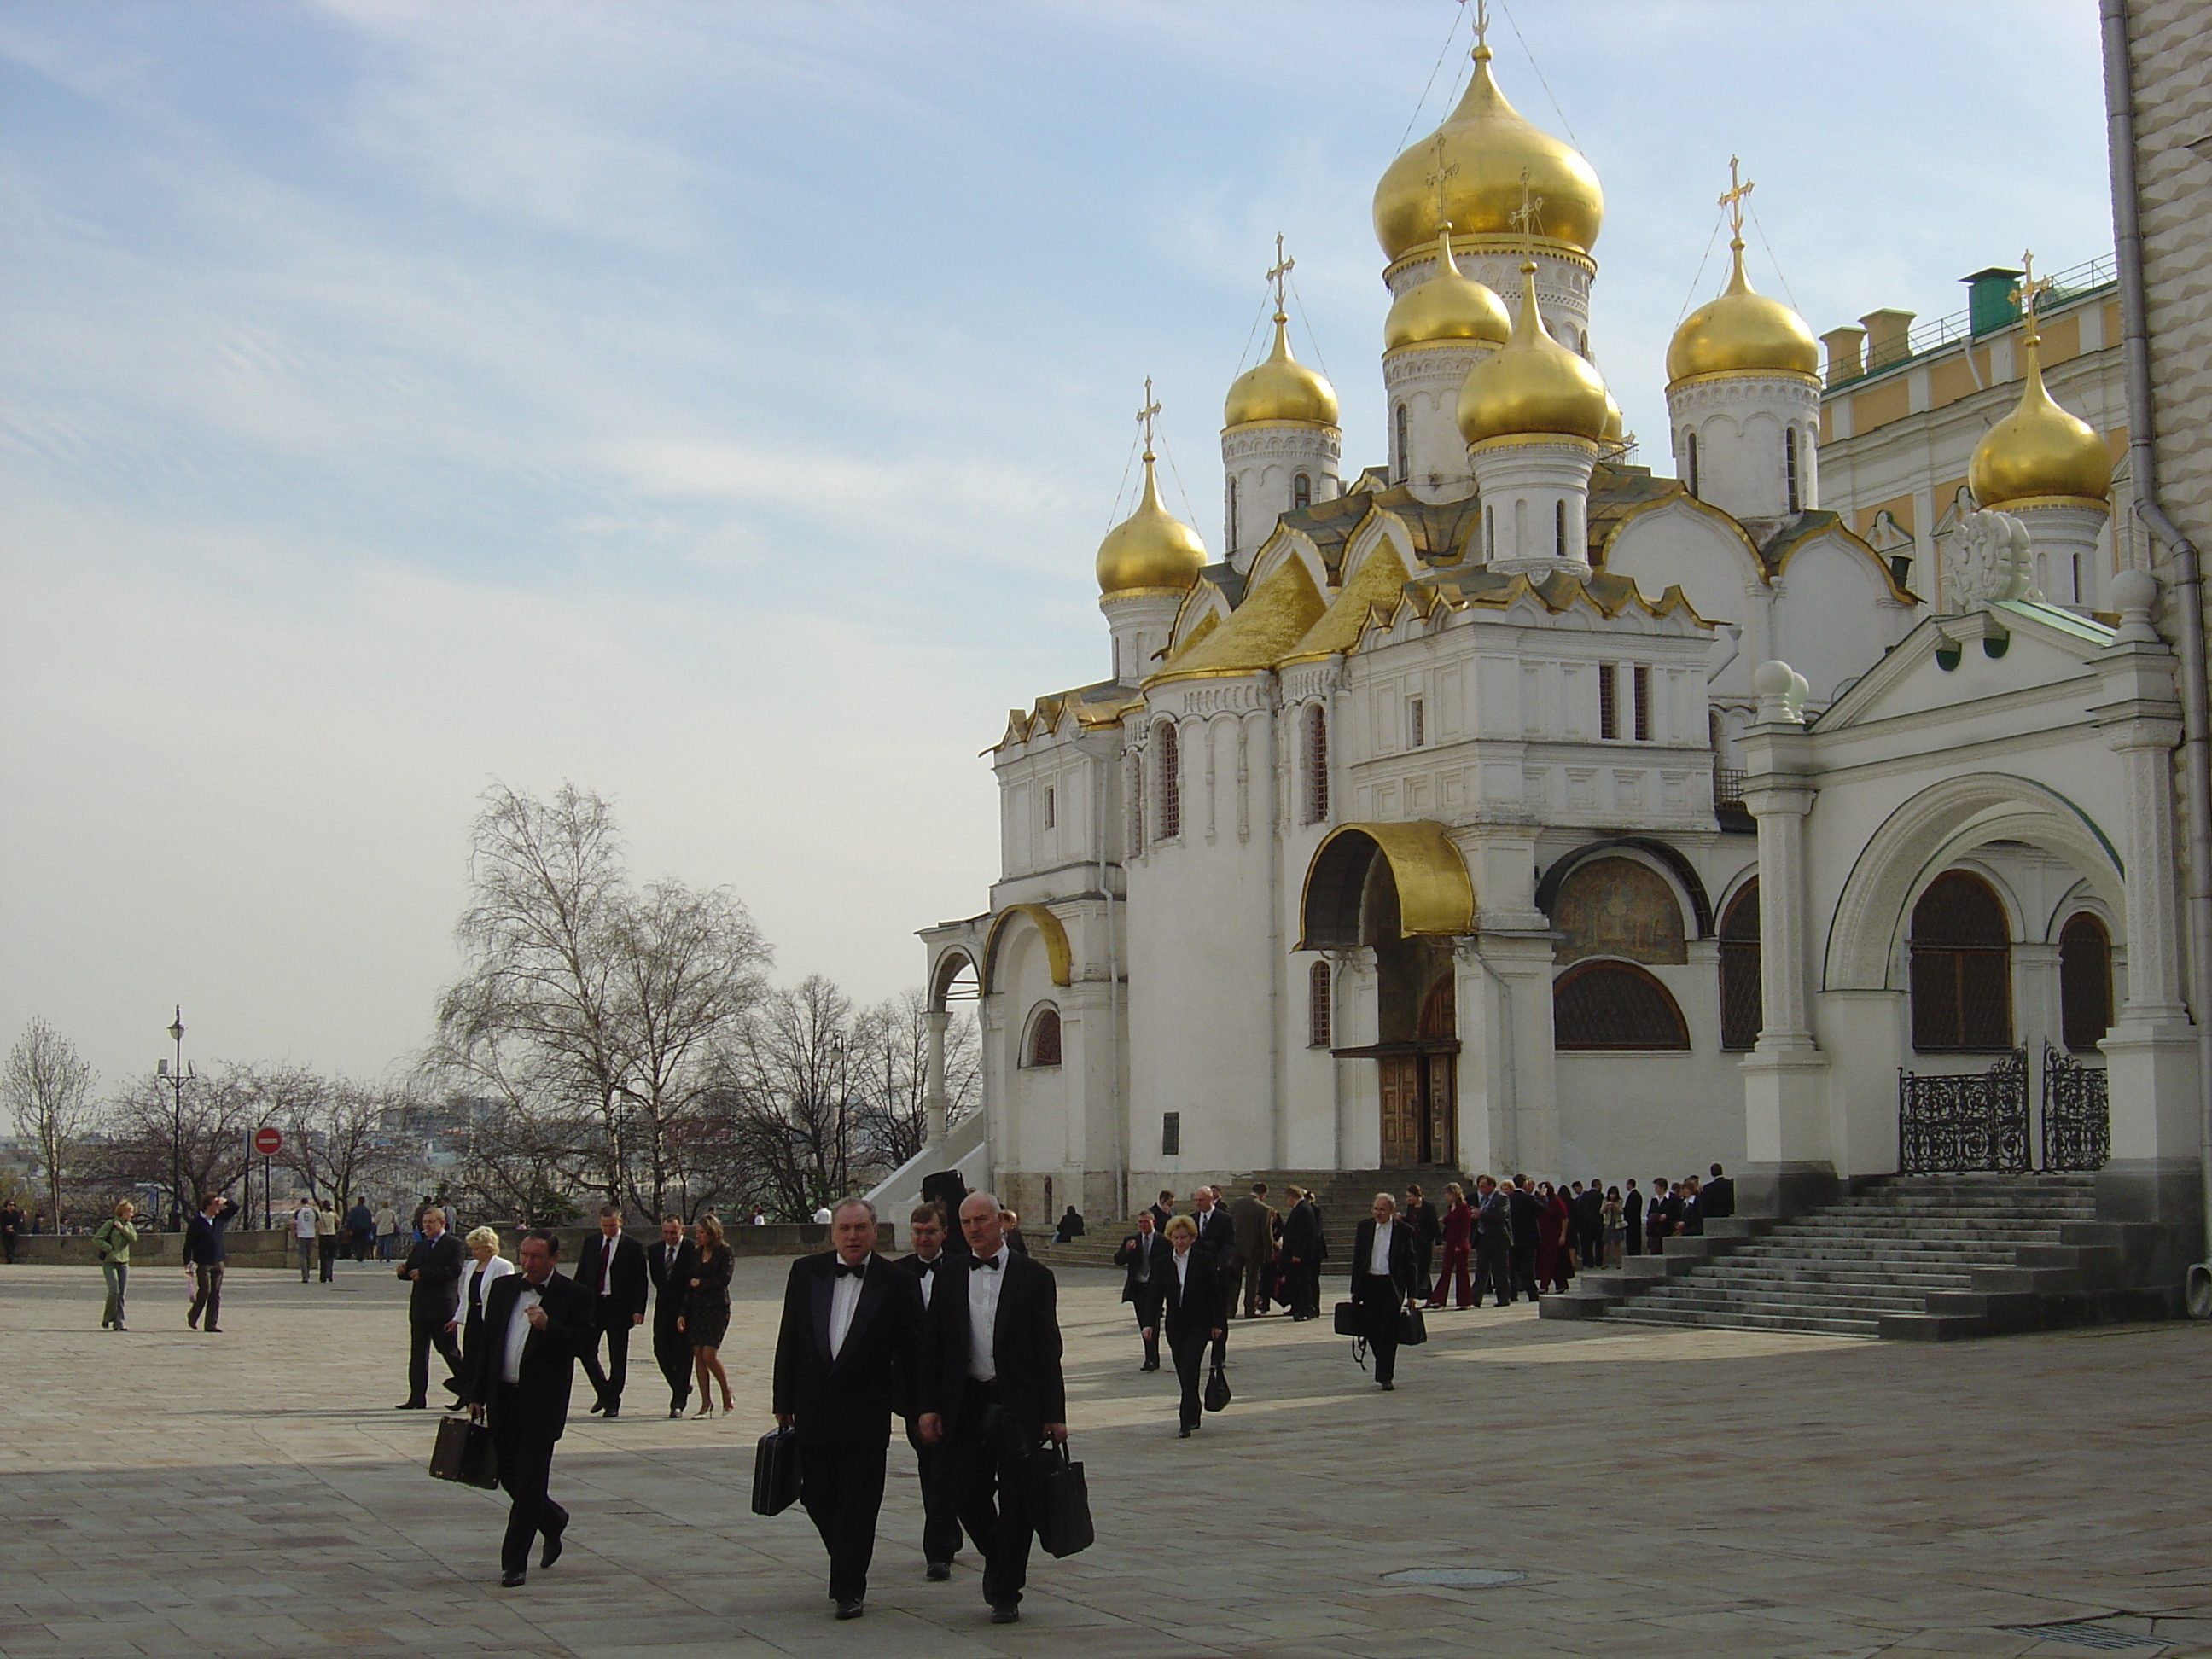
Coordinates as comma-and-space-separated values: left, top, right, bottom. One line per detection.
2040, 1041, 2110, 1171
1898, 1049, 2029, 1173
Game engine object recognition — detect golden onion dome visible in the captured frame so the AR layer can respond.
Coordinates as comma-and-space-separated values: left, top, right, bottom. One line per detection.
1666, 240, 1819, 385
1383, 226, 1511, 352
1373, 45, 1604, 263
1969, 332, 2113, 506
1456, 262, 1611, 445
1224, 312, 1339, 428
1096, 451, 1208, 595
1599, 385, 1624, 445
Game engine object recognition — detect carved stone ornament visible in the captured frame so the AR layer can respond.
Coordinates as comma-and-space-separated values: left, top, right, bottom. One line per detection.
1942, 505, 2039, 612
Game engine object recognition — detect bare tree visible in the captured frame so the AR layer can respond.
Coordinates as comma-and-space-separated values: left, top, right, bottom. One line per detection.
721, 975, 858, 1219
3, 1019, 96, 1230
846, 990, 979, 1179
95, 1063, 259, 1222
244, 1066, 411, 1208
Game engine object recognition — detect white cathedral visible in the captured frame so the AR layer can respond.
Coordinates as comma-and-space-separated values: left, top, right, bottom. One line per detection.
880, 32, 2201, 1272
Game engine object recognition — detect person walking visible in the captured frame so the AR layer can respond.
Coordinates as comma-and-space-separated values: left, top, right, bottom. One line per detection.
1602, 1185, 1626, 1267
374, 1200, 401, 1261
913, 1191, 1068, 1627
1348, 1193, 1419, 1390
1227, 1182, 1278, 1319
291, 1197, 318, 1283
771, 1197, 924, 1620
1146, 1190, 1176, 1233
1279, 1186, 1324, 1320
0, 1198, 21, 1265
1507, 1176, 1541, 1302
183, 1191, 239, 1332
575, 1206, 649, 1418
448, 1225, 514, 1407
463, 1229, 595, 1588
1404, 1184, 1441, 1292
1111, 1209, 1169, 1371
343, 1196, 375, 1262
646, 1214, 696, 1420
94, 1200, 138, 1330
1427, 1183, 1473, 1309
1470, 1175, 1514, 1307
396, 1207, 465, 1409
894, 1202, 960, 1580
682, 1214, 735, 1417
315, 1197, 340, 1284
998, 1209, 1028, 1254
1158, 1215, 1223, 1438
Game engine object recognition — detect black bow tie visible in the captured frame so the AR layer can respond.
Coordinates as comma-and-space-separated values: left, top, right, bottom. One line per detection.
916, 1258, 939, 1274
974, 1255, 1000, 1271
835, 1260, 867, 1279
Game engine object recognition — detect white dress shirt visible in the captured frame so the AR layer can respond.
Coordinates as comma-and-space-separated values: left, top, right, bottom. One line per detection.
913, 1253, 940, 1309
966, 1248, 1008, 1381
827, 1259, 865, 1359
1172, 1247, 1192, 1291
595, 1231, 620, 1295
499, 1279, 544, 1385
1368, 1218, 1397, 1277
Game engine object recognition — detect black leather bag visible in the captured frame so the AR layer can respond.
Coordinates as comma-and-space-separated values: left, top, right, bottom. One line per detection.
1399, 1304, 1429, 1347
751, 1426, 801, 1516
1202, 1361, 1231, 1412
1331, 1300, 1360, 1336
1027, 1441, 1094, 1558
428, 1415, 498, 1489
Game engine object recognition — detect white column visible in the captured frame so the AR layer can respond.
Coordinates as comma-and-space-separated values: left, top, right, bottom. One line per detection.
923, 1008, 950, 1146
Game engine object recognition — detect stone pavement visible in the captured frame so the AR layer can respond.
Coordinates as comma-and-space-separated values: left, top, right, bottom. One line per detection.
3, 1254, 2209, 1658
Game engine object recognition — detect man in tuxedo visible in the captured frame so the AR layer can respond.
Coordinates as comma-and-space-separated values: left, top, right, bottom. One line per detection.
1112, 1209, 1169, 1371
1158, 1216, 1224, 1438
466, 1230, 596, 1587
772, 1198, 924, 1621
1702, 1164, 1736, 1220
1190, 1186, 1236, 1365
574, 1206, 648, 1417
1622, 1179, 1644, 1257
1507, 1175, 1541, 1303
1470, 1174, 1514, 1307
396, 1206, 465, 1408
1147, 1190, 1176, 1233
1279, 1187, 1323, 1320
646, 1214, 696, 1419
894, 1202, 960, 1580
1573, 1180, 1607, 1269
916, 1191, 1067, 1627
1226, 1182, 1278, 1319
1349, 1192, 1419, 1389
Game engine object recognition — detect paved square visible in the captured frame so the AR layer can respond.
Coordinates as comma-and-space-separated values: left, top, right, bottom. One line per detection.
3, 1255, 2209, 1658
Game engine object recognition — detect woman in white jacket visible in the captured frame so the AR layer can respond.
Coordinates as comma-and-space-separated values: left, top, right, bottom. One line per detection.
445, 1226, 513, 1409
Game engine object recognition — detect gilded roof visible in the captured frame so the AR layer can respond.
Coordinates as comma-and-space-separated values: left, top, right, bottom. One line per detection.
1147, 556, 1325, 683
1272, 486, 1481, 580
1280, 539, 1413, 664
993, 679, 1144, 750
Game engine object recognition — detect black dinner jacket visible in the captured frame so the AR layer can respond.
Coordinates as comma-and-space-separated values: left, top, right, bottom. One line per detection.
648, 1238, 696, 1324
1348, 1218, 1418, 1303
1701, 1176, 1735, 1219
1507, 1188, 1541, 1250
1159, 1248, 1223, 1342
771, 1253, 923, 1446
467, 1268, 597, 1439
400, 1229, 466, 1321
1194, 1206, 1235, 1265
891, 1250, 949, 1418
576, 1231, 649, 1321
917, 1249, 1066, 1438
1623, 1188, 1645, 1233
1112, 1231, 1170, 1304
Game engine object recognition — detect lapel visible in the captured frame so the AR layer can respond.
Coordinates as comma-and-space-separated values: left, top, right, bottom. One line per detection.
839, 1264, 886, 1371
811, 1256, 834, 1361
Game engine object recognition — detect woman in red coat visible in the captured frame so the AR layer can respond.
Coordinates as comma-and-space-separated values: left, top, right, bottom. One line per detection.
1425, 1183, 1475, 1308
1534, 1181, 1575, 1293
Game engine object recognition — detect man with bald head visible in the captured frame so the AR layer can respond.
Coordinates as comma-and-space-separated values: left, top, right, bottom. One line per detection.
916, 1191, 1068, 1626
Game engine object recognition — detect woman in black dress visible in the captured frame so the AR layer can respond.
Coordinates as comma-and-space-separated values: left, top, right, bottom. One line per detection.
681, 1213, 734, 1417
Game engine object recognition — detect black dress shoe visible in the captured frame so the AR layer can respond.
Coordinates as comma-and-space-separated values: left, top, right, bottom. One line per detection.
835, 1599, 864, 1621
1138, 1360, 1158, 1372
204, 1325, 222, 1333
990, 1604, 1021, 1625
394, 1400, 426, 1410
1378, 1380, 1395, 1391
601, 1405, 619, 1419
588, 1399, 605, 1414
1178, 1426, 1192, 1439
668, 1406, 684, 1420
501, 1571, 526, 1588
925, 1562, 952, 1582
540, 1522, 565, 1569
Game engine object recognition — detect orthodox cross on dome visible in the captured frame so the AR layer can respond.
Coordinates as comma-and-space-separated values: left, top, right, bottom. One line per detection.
1508, 164, 1545, 255
1136, 377, 1161, 459
1424, 131, 1459, 241
2011, 248, 2052, 340
1266, 234, 1295, 319
1471, 0, 1491, 57
1718, 154, 1755, 245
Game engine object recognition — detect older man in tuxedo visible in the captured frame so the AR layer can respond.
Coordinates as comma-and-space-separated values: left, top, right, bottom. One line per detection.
916, 1191, 1067, 1627
466, 1230, 596, 1587
771, 1197, 923, 1621
1349, 1192, 1419, 1390
646, 1214, 696, 1419
894, 1202, 960, 1580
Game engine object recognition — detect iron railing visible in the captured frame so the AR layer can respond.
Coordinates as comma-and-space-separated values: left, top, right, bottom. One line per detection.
1835, 253, 2118, 389
1899, 1049, 2030, 1173
2040, 1041, 2110, 1172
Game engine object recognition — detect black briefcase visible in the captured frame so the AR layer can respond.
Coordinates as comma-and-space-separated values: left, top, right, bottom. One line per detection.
751, 1426, 801, 1516
1398, 1304, 1429, 1347
1027, 1441, 1094, 1558
1331, 1300, 1361, 1336
428, 1414, 498, 1489
1202, 1361, 1231, 1413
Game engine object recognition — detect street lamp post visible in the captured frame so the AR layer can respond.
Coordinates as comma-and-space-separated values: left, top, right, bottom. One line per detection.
157, 1007, 195, 1231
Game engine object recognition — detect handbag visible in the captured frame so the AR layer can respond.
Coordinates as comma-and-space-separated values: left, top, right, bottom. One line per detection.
1398, 1304, 1429, 1347
1027, 1440, 1095, 1558
751, 1426, 801, 1516
428, 1414, 499, 1490
1202, 1360, 1231, 1412
1331, 1300, 1361, 1337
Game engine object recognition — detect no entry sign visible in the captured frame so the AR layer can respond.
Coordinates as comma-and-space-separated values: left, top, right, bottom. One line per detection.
252, 1126, 282, 1156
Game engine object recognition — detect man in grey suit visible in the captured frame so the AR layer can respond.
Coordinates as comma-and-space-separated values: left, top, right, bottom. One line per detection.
1470, 1175, 1515, 1308
1226, 1183, 1278, 1319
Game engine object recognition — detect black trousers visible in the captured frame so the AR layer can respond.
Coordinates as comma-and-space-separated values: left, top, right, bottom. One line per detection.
579, 1306, 632, 1406
904, 1419, 962, 1566
650, 1313, 690, 1411
1510, 1243, 1539, 1302
318, 1237, 336, 1282
1472, 1238, 1514, 1306
492, 1389, 566, 1575
188, 1264, 224, 1327
946, 1380, 1035, 1608
1128, 1288, 1162, 1367
1168, 1330, 1206, 1429
1625, 1217, 1643, 1255
1209, 1266, 1237, 1365
1357, 1275, 1403, 1383
408, 1316, 462, 1405
799, 1438, 888, 1602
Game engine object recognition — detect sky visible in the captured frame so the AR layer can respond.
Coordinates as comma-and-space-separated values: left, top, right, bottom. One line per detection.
0, 0, 2116, 1093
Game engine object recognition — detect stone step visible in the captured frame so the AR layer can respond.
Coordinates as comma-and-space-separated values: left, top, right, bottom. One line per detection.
1604, 1306, 1882, 1336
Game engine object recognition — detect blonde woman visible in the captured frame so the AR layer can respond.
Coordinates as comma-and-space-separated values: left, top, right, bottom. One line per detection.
94, 1200, 138, 1330
681, 1214, 735, 1416
446, 1225, 514, 1406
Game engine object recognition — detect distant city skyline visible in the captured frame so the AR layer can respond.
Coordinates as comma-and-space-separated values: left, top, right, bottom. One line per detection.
0, 1, 2112, 1089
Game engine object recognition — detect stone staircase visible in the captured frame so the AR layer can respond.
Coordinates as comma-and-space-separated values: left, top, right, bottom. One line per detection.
1542, 1173, 2176, 1339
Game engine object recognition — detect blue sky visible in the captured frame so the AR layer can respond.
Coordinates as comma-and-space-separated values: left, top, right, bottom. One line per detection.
0, 1, 2112, 1090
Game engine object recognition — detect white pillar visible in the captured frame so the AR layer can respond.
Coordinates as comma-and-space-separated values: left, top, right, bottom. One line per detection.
923, 1008, 950, 1146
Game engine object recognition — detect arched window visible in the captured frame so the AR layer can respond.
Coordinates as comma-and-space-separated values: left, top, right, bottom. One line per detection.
1302, 703, 1329, 824
2058, 912, 2113, 1051
1483, 504, 1495, 561
1784, 427, 1801, 513
1153, 719, 1181, 841
1293, 471, 1312, 509
1307, 961, 1332, 1047
1394, 404, 1409, 480
1909, 871, 2012, 1051
1553, 498, 1567, 558
1227, 475, 1240, 550
1023, 1005, 1062, 1068
1552, 856, 1687, 965
1719, 880, 1761, 1051
1686, 431, 1701, 498
1554, 961, 1691, 1050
